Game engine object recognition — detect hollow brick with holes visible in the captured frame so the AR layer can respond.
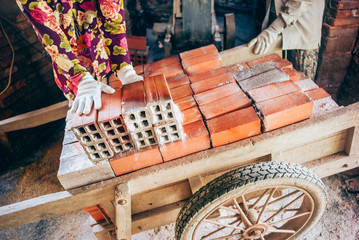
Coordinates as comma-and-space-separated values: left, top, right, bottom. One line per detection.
191, 72, 235, 94
109, 146, 163, 176
154, 121, 184, 145
248, 81, 301, 103
199, 91, 252, 120
255, 91, 313, 132
207, 107, 261, 147
194, 83, 241, 106
159, 120, 211, 162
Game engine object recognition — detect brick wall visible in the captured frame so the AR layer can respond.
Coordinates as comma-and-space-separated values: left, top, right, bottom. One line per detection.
315, 0, 359, 100
0, 10, 64, 165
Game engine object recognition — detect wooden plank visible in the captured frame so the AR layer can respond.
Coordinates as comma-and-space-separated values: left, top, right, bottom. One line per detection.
101, 201, 116, 224
115, 183, 131, 240
220, 36, 282, 67
132, 200, 187, 234
0, 103, 359, 230
93, 223, 115, 240
0, 100, 68, 133
188, 176, 203, 194
345, 126, 359, 155
132, 181, 191, 215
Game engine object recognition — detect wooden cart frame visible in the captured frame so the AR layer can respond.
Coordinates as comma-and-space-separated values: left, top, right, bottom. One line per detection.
0, 41, 358, 239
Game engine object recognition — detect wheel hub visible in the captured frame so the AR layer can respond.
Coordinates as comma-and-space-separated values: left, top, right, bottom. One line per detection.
242, 223, 268, 239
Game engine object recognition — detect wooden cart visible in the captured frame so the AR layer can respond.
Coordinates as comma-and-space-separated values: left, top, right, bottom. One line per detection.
0, 41, 358, 240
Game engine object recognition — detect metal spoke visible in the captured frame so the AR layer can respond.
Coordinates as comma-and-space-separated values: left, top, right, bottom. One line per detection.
210, 232, 244, 240
226, 222, 242, 240
219, 206, 239, 214
203, 219, 245, 231
266, 190, 300, 207
201, 219, 241, 240
207, 215, 240, 221
268, 212, 311, 226
251, 189, 271, 209
256, 187, 277, 224
264, 194, 304, 223
233, 198, 252, 227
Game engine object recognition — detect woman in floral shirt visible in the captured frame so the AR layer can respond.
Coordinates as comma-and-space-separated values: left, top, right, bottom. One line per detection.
16, 0, 142, 114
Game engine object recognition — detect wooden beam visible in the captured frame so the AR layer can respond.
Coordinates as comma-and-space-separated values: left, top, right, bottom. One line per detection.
101, 201, 116, 224
345, 126, 359, 155
0, 100, 68, 133
115, 183, 131, 240
188, 176, 203, 194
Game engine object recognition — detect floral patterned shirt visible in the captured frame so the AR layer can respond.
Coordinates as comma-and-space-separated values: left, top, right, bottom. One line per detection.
16, 0, 131, 100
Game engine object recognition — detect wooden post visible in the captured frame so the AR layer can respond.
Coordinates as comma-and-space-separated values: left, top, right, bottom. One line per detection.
345, 126, 359, 156
115, 183, 131, 240
188, 176, 203, 195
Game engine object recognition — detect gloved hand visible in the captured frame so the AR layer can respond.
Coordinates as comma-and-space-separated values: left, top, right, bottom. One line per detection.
248, 17, 286, 55
70, 72, 115, 115
117, 65, 143, 85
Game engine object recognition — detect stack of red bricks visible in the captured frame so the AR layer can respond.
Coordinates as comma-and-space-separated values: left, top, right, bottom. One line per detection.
316, 0, 359, 99
73, 45, 339, 222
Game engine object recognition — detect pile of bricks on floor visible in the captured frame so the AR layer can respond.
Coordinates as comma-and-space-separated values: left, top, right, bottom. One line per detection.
60, 45, 340, 221
316, 0, 359, 99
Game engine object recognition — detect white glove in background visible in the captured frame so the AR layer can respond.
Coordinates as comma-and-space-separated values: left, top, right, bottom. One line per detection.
117, 65, 144, 85
248, 17, 286, 55
70, 72, 115, 115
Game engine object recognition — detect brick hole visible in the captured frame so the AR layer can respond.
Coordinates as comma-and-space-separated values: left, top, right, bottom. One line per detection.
111, 138, 120, 144
90, 153, 100, 159
170, 125, 177, 131
162, 135, 169, 142
102, 151, 111, 157
137, 132, 143, 138
115, 145, 123, 152
134, 123, 139, 128
157, 114, 163, 121
155, 105, 160, 112
117, 126, 126, 133
145, 130, 153, 137
107, 130, 115, 137
122, 135, 130, 141
87, 124, 97, 132
166, 102, 171, 110
149, 138, 157, 144
140, 140, 146, 146
160, 127, 167, 133
86, 145, 96, 152
143, 120, 149, 127
81, 136, 91, 144
130, 114, 136, 120
125, 142, 133, 148
75, 127, 86, 135
140, 111, 147, 119
98, 143, 106, 150
92, 133, 102, 140
168, 112, 174, 119
113, 118, 123, 126
172, 133, 179, 139
101, 122, 111, 129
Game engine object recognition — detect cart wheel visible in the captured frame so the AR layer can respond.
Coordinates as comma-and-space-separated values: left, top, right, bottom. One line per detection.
175, 161, 327, 240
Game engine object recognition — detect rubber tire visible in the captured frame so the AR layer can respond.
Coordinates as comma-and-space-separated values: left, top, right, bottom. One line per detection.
175, 161, 327, 240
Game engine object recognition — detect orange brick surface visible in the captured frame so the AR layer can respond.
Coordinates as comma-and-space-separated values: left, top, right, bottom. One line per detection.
144, 74, 172, 104
227, 63, 250, 73
170, 84, 193, 100
182, 107, 202, 125
191, 72, 235, 94
194, 83, 241, 106
110, 146, 163, 176
304, 88, 331, 101
248, 81, 301, 103
282, 68, 301, 82
159, 120, 210, 161
174, 95, 197, 111
207, 107, 261, 147
184, 57, 223, 76
179, 44, 218, 60
200, 92, 251, 120
166, 75, 190, 89
246, 53, 282, 67
121, 81, 147, 115
84, 205, 109, 222
97, 90, 122, 123
256, 91, 313, 132
133, 64, 144, 75
275, 59, 293, 70
189, 67, 227, 83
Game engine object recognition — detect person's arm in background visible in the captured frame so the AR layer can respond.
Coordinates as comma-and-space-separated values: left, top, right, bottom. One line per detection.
248, 0, 313, 55
16, 0, 114, 115
97, 0, 143, 85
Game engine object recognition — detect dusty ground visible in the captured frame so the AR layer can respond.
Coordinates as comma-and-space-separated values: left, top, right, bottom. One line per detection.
0, 125, 358, 239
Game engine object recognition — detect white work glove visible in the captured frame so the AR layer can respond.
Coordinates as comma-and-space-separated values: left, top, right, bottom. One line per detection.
70, 72, 115, 115
117, 65, 143, 85
248, 17, 286, 55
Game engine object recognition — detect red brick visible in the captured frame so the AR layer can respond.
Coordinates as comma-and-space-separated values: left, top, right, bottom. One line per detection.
146, 56, 180, 70
144, 74, 171, 104
166, 74, 190, 89
281, 68, 301, 82
194, 83, 241, 106
109, 79, 122, 89
246, 53, 282, 67
188, 67, 227, 83
97, 90, 122, 123
181, 51, 220, 68
121, 81, 147, 116
227, 63, 250, 73
144, 61, 184, 79
110, 146, 163, 176
179, 44, 218, 60
191, 72, 235, 94
133, 64, 144, 75
256, 91, 313, 132
304, 88, 331, 101
127, 36, 147, 51
183, 57, 223, 76
328, 8, 359, 19
330, 1, 359, 10
317, 52, 352, 72
170, 84, 193, 100
84, 205, 109, 222
182, 107, 202, 125
174, 95, 197, 111
200, 91, 251, 120
275, 59, 293, 70
322, 35, 357, 54
322, 23, 358, 38
159, 120, 210, 162
207, 107, 261, 147
326, 16, 359, 26
248, 81, 301, 103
